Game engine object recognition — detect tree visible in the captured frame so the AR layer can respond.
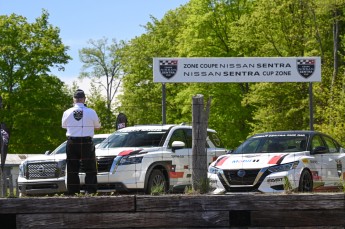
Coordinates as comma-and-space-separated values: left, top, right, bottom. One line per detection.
0, 10, 71, 153
117, 0, 255, 148
115, 0, 345, 148
86, 82, 116, 133
117, 9, 189, 125
79, 38, 123, 129
9, 75, 71, 154
175, 0, 255, 147
234, 0, 328, 134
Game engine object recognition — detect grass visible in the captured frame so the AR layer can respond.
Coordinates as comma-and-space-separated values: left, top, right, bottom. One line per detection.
283, 176, 293, 194
150, 183, 165, 196
184, 178, 212, 195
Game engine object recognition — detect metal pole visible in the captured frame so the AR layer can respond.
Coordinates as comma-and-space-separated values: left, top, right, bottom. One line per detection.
309, 82, 314, 131
162, 83, 166, 124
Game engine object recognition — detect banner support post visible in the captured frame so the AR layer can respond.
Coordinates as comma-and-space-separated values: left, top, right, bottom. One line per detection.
162, 83, 166, 124
309, 82, 314, 130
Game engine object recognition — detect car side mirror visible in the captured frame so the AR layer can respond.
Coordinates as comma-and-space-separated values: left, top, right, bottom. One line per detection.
227, 149, 233, 154
171, 141, 185, 153
44, 150, 51, 155
311, 146, 327, 155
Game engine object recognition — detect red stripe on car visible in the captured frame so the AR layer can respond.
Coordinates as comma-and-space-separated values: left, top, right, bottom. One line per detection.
215, 157, 228, 166
268, 155, 283, 164
170, 172, 184, 178
118, 150, 134, 156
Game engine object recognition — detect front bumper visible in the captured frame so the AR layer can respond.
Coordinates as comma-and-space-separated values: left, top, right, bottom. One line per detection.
18, 177, 66, 196
208, 169, 300, 194
79, 171, 145, 192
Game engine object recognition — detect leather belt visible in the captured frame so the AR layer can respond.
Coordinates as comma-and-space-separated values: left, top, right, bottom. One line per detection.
67, 136, 92, 140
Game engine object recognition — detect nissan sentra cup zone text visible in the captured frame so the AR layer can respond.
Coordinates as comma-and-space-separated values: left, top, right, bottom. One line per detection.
208, 131, 345, 194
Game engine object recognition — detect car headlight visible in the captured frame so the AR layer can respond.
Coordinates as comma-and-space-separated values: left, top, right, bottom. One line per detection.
119, 156, 143, 165
110, 156, 143, 174
208, 166, 221, 174
19, 161, 27, 178
268, 161, 299, 173
56, 160, 66, 177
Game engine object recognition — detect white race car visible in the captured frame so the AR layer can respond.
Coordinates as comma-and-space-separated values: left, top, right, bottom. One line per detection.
208, 131, 345, 193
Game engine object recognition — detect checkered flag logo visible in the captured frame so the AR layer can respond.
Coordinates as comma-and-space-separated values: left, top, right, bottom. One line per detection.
73, 110, 83, 121
297, 59, 315, 78
159, 59, 178, 79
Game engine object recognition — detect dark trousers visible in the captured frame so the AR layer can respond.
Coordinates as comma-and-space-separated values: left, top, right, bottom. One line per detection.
66, 137, 97, 194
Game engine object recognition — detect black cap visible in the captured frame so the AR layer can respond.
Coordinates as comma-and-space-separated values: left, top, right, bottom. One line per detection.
73, 89, 85, 98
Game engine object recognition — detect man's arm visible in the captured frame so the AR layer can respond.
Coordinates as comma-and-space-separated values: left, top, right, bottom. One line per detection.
93, 110, 101, 130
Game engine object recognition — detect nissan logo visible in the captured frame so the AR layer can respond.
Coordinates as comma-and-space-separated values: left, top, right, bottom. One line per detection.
237, 169, 246, 178
37, 165, 45, 173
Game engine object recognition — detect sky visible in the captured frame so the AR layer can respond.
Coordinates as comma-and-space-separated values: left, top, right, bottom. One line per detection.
0, 0, 190, 93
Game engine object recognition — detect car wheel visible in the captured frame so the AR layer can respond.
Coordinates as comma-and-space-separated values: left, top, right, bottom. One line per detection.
298, 169, 313, 192
146, 169, 167, 194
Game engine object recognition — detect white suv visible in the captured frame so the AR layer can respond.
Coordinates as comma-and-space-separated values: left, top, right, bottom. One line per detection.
80, 124, 227, 194
18, 134, 110, 196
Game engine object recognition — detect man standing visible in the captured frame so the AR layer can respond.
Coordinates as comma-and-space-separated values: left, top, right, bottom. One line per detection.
62, 89, 101, 195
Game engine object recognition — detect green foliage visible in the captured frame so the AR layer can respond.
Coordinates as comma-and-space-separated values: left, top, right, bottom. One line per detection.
5, 0, 345, 155
184, 185, 199, 195
79, 38, 123, 122
103, 0, 345, 149
0, 11, 71, 153
87, 82, 116, 133
117, 0, 254, 148
283, 176, 293, 194
184, 177, 212, 195
150, 183, 165, 196
195, 177, 212, 194
5, 75, 70, 153
244, 82, 310, 134
117, 9, 188, 125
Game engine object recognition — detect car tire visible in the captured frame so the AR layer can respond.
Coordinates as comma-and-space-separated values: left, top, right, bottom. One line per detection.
298, 169, 313, 192
146, 169, 167, 194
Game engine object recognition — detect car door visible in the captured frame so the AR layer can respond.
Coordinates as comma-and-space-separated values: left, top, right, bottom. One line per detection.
206, 131, 227, 165
168, 128, 193, 188
311, 134, 338, 187
322, 135, 344, 186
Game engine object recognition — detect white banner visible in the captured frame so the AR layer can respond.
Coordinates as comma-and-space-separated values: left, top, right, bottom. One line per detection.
153, 57, 321, 83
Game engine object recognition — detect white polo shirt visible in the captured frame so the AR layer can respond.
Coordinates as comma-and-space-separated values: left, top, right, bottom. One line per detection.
62, 103, 101, 137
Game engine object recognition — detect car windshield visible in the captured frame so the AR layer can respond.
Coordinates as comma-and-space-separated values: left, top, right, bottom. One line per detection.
93, 137, 107, 145
98, 130, 167, 148
233, 133, 309, 154
51, 141, 67, 155
50, 137, 108, 155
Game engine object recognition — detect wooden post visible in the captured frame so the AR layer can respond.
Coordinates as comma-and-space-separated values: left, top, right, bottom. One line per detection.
0, 169, 3, 197
192, 94, 211, 193
8, 167, 13, 197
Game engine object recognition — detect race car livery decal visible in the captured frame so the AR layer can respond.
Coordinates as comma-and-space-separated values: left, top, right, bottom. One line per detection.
215, 156, 228, 166
168, 164, 184, 178
267, 177, 283, 183
169, 171, 184, 178
302, 158, 309, 164
231, 159, 260, 163
268, 154, 287, 164
118, 149, 144, 156
311, 171, 322, 181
